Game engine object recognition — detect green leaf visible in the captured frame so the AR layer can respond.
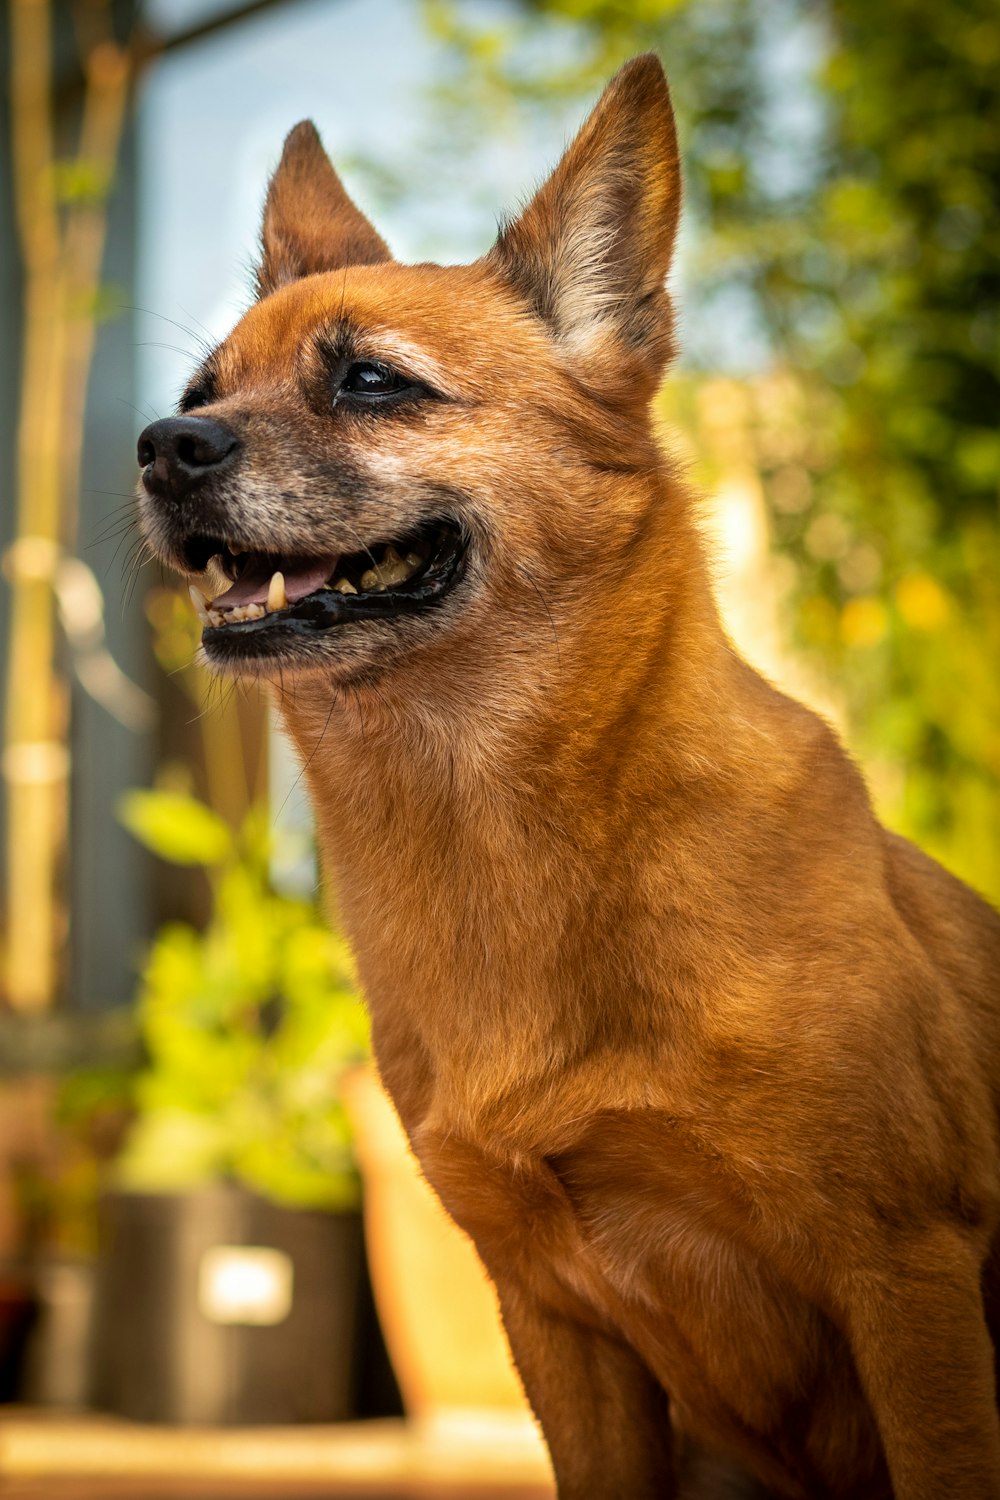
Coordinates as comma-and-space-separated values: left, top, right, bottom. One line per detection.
114, 1109, 230, 1193
118, 789, 233, 866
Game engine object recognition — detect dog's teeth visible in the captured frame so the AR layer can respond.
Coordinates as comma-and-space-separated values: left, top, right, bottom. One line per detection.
207, 609, 225, 627
188, 585, 210, 623
379, 548, 420, 587
267, 570, 288, 612
332, 578, 357, 594
245, 603, 266, 620
358, 545, 421, 590
383, 560, 419, 586
204, 558, 228, 595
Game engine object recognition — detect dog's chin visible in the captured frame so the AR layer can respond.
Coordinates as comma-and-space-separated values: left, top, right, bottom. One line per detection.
201, 610, 454, 686
151, 515, 469, 681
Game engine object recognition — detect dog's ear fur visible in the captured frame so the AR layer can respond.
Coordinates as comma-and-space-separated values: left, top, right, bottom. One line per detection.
486, 55, 681, 381
256, 121, 391, 297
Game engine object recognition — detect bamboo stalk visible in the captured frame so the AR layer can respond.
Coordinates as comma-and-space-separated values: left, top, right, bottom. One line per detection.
3, 0, 131, 1011
59, 34, 130, 552
4, 0, 64, 1012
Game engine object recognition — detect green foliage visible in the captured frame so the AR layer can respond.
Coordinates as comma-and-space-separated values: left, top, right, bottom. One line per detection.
780, 0, 1000, 903
15, 1067, 133, 1258
118, 788, 233, 866
427, 0, 1000, 902
117, 793, 369, 1210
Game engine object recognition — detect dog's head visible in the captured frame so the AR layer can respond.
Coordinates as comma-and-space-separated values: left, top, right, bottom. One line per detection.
136, 55, 682, 685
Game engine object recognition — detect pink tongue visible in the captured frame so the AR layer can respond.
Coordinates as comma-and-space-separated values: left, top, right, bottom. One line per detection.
211, 557, 336, 610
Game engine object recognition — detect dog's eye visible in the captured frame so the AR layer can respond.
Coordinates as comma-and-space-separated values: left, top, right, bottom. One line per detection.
340, 361, 407, 397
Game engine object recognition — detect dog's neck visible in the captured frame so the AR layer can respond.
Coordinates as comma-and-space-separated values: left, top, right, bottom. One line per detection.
276, 468, 776, 1130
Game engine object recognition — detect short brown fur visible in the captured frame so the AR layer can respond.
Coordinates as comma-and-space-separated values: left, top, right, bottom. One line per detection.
140, 56, 1000, 1499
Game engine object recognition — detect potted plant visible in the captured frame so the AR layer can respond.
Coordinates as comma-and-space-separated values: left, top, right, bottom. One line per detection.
91, 790, 371, 1425
10, 1065, 131, 1410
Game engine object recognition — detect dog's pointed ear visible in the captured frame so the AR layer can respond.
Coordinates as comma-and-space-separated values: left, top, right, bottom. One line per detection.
256, 121, 391, 297
485, 55, 681, 377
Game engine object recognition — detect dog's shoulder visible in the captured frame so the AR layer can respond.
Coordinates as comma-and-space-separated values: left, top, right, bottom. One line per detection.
882, 829, 1000, 1017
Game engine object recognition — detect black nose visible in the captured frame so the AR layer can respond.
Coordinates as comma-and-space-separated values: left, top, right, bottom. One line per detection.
137, 416, 238, 496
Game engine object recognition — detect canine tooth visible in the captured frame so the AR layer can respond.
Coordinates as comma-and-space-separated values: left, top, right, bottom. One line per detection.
267, 570, 288, 612
188, 585, 210, 623
359, 567, 384, 591
333, 578, 357, 594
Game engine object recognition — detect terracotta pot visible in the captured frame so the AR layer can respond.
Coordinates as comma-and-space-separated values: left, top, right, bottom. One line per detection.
343, 1068, 531, 1420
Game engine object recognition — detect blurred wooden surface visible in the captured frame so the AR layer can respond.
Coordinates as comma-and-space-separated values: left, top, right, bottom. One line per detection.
0, 1482, 553, 1498
0, 1408, 554, 1497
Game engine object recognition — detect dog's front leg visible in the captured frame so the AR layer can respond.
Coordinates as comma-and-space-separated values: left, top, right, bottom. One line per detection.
843, 1227, 1000, 1498
414, 1125, 675, 1494
492, 1273, 676, 1499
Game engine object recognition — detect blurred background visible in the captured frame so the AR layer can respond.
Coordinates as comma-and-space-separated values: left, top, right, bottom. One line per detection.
0, 0, 997, 1494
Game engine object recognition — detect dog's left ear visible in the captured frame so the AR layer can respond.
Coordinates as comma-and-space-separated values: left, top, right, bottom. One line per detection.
486, 55, 681, 380
256, 121, 391, 297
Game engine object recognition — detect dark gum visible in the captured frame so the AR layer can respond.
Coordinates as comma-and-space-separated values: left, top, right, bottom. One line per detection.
201, 525, 468, 649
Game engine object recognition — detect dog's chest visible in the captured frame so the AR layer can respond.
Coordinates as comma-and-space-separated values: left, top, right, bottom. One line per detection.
418, 1107, 835, 1463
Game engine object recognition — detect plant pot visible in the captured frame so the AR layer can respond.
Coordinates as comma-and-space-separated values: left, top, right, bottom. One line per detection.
91, 1185, 363, 1424
18, 1256, 96, 1407
342, 1068, 531, 1420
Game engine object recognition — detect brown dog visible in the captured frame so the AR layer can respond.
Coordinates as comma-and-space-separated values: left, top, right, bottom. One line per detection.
136, 55, 1000, 1499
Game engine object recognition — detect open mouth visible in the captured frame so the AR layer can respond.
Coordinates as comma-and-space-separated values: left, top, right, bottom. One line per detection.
185, 518, 467, 651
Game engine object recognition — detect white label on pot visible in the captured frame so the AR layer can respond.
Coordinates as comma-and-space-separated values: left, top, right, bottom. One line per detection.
197, 1245, 294, 1326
